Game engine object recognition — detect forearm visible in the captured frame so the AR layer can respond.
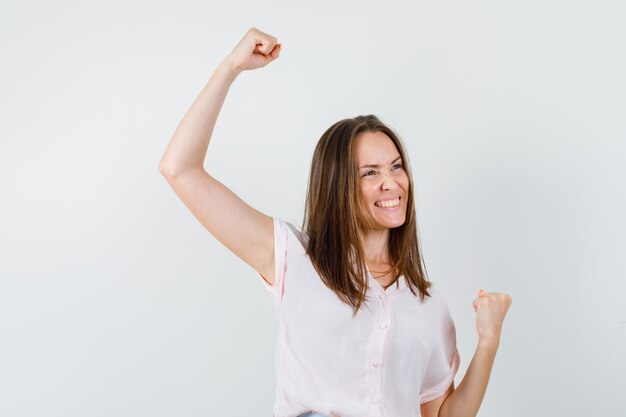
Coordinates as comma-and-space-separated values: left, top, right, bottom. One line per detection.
439, 336, 499, 417
159, 58, 241, 176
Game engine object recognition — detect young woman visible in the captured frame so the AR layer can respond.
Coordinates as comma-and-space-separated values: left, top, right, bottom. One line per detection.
159, 27, 512, 417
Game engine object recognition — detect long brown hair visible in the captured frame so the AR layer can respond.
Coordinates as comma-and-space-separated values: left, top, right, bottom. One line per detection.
303, 115, 432, 316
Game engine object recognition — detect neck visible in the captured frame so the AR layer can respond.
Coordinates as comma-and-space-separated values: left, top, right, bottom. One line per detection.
359, 228, 391, 264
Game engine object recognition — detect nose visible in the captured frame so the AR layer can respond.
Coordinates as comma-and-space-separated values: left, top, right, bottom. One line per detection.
381, 171, 399, 190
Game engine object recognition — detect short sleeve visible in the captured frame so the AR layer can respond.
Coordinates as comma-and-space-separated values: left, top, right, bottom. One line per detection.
257, 216, 287, 303
419, 290, 461, 404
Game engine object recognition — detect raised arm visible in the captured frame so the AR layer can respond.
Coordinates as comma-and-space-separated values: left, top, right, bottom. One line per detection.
159, 28, 282, 285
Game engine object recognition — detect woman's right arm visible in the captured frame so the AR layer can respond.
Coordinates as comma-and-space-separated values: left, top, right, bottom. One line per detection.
158, 28, 281, 285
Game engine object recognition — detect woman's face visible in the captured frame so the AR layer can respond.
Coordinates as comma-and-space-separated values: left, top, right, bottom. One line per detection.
353, 131, 410, 230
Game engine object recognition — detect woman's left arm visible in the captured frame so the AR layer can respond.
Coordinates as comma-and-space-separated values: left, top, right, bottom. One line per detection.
426, 290, 512, 417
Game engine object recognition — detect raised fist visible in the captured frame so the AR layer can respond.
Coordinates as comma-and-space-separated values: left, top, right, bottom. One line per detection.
226, 27, 281, 72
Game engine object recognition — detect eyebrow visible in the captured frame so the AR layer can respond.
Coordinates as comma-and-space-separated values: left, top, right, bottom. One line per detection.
358, 156, 402, 170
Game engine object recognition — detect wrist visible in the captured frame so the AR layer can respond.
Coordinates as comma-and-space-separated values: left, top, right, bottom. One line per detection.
218, 56, 244, 80
478, 334, 500, 350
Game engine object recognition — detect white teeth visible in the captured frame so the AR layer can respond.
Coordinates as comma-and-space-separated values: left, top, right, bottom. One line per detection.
375, 198, 400, 208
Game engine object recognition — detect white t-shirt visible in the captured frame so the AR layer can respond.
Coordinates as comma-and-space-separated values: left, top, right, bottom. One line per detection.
258, 217, 460, 417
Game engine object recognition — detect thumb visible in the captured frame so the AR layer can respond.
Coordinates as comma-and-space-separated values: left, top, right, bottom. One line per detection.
254, 38, 279, 55
473, 289, 486, 312
267, 42, 281, 60
265, 43, 282, 62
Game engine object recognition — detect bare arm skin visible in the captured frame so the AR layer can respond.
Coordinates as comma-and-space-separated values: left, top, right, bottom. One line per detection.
421, 290, 512, 417
159, 28, 282, 284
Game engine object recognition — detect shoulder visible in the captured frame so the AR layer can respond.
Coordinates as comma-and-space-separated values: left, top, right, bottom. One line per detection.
273, 217, 308, 249
423, 285, 455, 322
422, 285, 446, 306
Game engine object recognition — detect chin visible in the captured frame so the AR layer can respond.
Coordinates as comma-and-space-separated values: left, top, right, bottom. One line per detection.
362, 206, 408, 230
371, 217, 406, 230
387, 219, 406, 229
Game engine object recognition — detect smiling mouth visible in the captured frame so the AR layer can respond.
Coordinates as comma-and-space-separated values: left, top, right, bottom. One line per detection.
374, 197, 401, 208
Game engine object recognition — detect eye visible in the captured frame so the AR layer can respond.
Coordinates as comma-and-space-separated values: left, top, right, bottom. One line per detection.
362, 170, 376, 177
392, 163, 403, 170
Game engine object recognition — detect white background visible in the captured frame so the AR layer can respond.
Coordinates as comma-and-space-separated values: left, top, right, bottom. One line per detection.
1, 0, 625, 416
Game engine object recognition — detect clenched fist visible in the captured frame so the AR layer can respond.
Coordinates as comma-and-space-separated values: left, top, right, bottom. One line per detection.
472, 289, 512, 342
225, 27, 281, 72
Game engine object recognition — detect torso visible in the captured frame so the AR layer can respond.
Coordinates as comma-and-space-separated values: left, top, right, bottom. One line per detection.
264, 218, 461, 416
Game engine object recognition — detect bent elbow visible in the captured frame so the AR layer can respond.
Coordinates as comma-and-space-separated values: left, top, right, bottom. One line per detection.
159, 161, 174, 178
159, 159, 184, 179
159, 161, 206, 181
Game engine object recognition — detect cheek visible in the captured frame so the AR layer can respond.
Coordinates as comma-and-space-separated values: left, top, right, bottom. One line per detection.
356, 186, 367, 211
359, 184, 370, 203
400, 175, 410, 191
